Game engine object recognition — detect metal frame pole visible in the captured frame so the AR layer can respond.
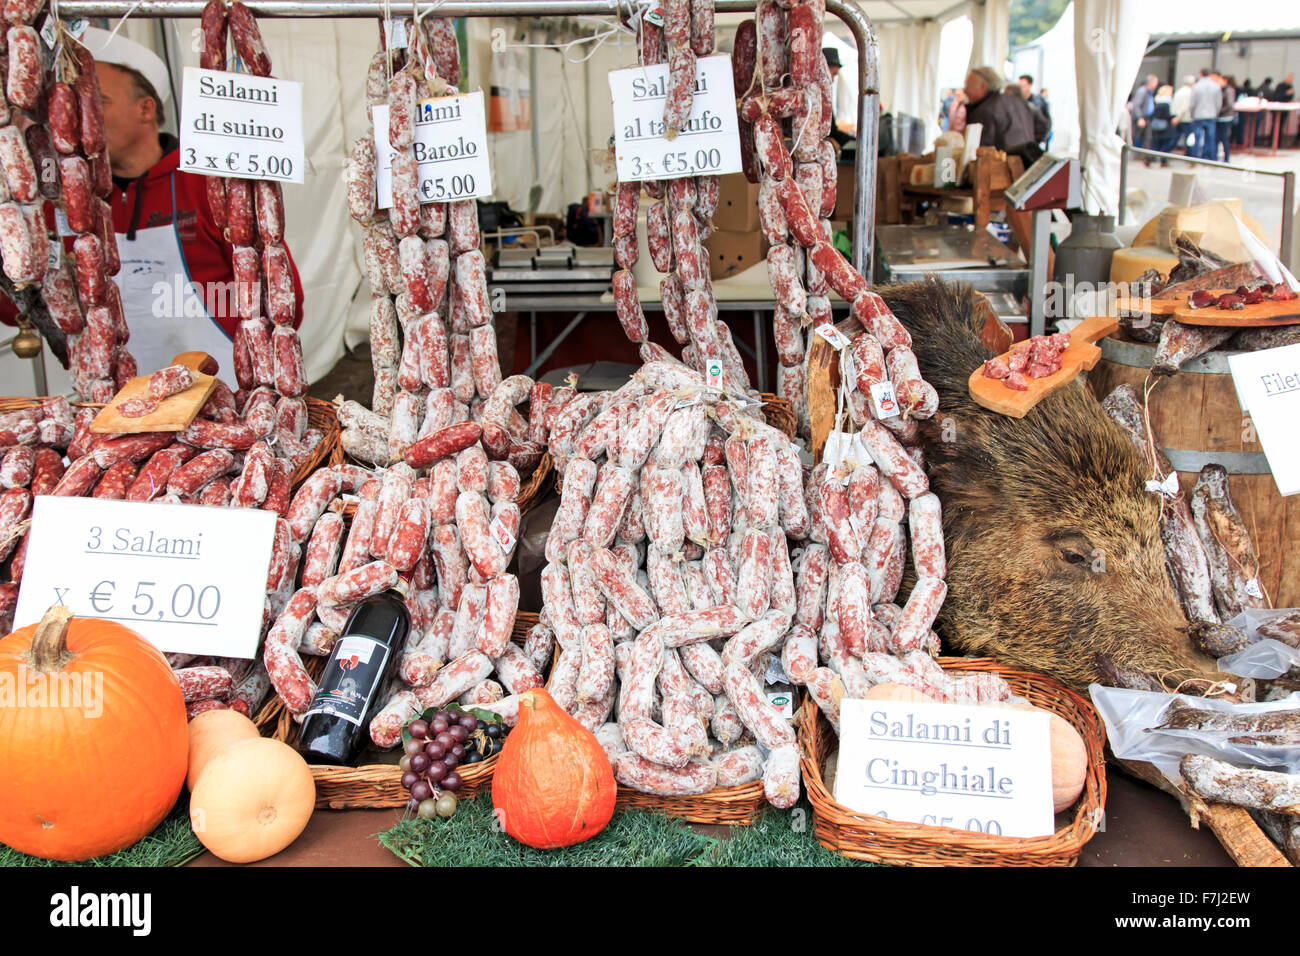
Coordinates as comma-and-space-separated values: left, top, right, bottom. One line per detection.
56, 0, 881, 276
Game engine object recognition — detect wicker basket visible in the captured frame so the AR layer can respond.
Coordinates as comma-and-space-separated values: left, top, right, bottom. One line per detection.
759, 392, 797, 440
614, 780, 766, 825
296, 397, 343, 487
800, 657, 1108, 866
262, 612, 542, 809
515, 451, 553, 516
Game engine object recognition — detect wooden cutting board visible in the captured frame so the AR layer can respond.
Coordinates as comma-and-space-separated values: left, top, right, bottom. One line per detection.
968, 316, 1119, 419
1115, 295, 1181, 316
91, 351, 219, 434
1173, 296, 1300, 327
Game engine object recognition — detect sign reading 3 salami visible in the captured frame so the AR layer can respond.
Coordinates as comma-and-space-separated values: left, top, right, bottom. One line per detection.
14, 497, 277, 658
609, 54, 742, 182
372, 91, 494, 207
179, 67, 306, 184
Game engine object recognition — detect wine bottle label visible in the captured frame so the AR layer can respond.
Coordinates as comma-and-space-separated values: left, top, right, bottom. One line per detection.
302, 635, 391, 727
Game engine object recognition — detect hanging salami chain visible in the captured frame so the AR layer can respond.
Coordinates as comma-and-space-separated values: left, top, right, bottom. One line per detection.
0, 11, 136, 402
727, 10, 979, 718
343, 17, 537, 474
608, 0, 754, 399
194, 0, 325, 485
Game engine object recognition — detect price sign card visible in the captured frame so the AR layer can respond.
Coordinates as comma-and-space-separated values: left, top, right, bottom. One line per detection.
609, 54, 742, 181
180, 67, 305, 183
834, 698, 1055, 838
1228, 342, 1300, 496
15, 497, 278, 659
372, 92, 494, 207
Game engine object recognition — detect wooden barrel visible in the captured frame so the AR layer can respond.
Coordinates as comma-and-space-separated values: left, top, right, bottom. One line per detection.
1087, 337, 1298, 608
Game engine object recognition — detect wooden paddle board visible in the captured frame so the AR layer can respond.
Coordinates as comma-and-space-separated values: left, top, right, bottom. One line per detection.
91, 351, 219, 434
968, 316, 1119, 418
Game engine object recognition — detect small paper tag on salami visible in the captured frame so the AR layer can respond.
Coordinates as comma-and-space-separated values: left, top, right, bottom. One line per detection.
731, 394, 764, 409
766, 684, 795, 719
40, 16, 86, 49
488, 514, 517, 554
816, 323, 851, 350
54, 207, 76, 238
822, 429, 853, 472
1244, 578, 1264, 599
869, 380, 900, 419
46, 239, 60, 271
764, 655, 789, 686
642, 2, 666, 26
703, 358, 725, 390
674, 395, 700, 409
1144, 472, 1179, 498
385, 18, 411, 49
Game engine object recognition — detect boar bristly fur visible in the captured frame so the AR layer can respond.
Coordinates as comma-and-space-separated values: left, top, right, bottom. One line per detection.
880, 279, 1214, 691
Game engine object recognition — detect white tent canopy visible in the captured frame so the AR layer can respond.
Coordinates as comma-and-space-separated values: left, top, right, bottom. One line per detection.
5, 0, 1137, 394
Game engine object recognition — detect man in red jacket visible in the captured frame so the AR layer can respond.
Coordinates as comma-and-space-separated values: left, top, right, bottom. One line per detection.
86, 27, 305, 380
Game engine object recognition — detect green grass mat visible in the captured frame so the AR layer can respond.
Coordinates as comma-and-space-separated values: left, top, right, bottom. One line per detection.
695, 805, 874, 867
380, 795, 715, 866
0, 800, 203, 868
380, 798, 879, 867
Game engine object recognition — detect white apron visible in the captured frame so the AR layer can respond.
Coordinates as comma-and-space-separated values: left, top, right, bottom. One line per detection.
113, 173, 234, 379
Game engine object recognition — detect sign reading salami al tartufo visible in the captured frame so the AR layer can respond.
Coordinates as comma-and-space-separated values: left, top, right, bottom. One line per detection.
179, 67, 305, 184
609, 54, 742, 182
14, 497, 277, 659
372, 91, 494, 207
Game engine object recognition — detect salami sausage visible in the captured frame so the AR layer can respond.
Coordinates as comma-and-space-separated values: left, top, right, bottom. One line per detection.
228, 1, 273, 76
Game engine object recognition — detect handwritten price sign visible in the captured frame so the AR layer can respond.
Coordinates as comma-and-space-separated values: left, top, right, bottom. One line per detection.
15, 498, 277, 658
609, 54, 742, 182
179, 67, 305, 184
373, 91, 494, 207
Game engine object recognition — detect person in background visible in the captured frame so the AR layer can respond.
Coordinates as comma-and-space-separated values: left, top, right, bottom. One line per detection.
1127, 74, 1158, 148
1018, 74, 1051, 129
963, 66, 1046, 162
947, 88, 967, 135
84, 27, 305, 380
1272, 74, 1297, 147
822, 47, 853, 150
1189, 68, 1221, 160
1149, 84, 1175, 165
1216, 74, 1236, 163
1171, 74, 1195, 153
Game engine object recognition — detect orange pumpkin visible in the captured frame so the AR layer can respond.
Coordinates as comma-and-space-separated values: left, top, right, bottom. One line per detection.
492, 688, 616, 849
0, 606, 188, 861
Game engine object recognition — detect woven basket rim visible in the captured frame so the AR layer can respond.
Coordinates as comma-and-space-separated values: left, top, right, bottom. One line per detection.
799, 657, 1108, 863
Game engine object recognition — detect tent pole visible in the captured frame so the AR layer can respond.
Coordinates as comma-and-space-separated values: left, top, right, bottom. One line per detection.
57, 0, 880, 274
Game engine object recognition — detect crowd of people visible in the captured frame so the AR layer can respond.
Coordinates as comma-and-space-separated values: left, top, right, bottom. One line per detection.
1127, 70, 1297, 166
938, 69, 1052, 164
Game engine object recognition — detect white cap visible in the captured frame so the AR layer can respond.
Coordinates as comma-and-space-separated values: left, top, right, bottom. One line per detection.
79, 26, 171, 106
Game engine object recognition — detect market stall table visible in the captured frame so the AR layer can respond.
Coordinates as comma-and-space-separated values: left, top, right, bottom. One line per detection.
1234, 98, 1300, 157
182, 769, 1235, 867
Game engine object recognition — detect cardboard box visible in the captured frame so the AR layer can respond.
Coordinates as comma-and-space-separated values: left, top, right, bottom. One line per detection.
704, 228, 765, 280
713, 173, 760, 232
834, 162, 855, 220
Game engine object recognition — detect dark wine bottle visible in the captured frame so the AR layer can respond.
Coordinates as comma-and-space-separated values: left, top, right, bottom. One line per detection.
298, 579, 411, 765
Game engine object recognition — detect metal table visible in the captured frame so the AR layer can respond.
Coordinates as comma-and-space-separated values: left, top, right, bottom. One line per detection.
509, 292, 852, 393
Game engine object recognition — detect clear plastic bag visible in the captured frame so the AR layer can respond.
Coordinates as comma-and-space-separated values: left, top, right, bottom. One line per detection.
1217, 608, 1300, 680
1088, 684, 1300, 787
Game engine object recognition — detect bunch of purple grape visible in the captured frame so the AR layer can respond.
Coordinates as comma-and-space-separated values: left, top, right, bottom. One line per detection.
399, 709, 508, 819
